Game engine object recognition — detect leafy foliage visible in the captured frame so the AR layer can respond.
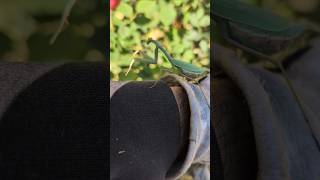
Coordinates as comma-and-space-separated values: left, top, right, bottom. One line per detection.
110, 0, 210, 81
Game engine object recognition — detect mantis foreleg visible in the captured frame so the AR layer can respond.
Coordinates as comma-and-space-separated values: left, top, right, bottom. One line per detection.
147, 39, 175, 66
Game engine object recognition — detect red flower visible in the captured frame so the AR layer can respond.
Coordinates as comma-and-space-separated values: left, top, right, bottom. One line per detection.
110, 0, 120, 10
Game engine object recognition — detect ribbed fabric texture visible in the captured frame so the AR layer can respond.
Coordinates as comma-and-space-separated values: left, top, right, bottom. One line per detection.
0, 63, 107, 179
0, 62, 63, 119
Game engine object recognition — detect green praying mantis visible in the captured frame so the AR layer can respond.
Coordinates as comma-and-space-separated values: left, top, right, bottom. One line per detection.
127, 39, 209, 84
126, 39, 210, 108
212, 0, 315, 129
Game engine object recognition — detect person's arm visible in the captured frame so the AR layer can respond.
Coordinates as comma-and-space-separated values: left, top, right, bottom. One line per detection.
0, 62, 107, 179
110, 81, 190, 180
213, 76, 257, 180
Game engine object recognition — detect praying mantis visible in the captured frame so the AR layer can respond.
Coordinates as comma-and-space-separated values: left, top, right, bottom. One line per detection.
126, 39, 210, 108
127, 39, 209, 84
147, 39, 209, 83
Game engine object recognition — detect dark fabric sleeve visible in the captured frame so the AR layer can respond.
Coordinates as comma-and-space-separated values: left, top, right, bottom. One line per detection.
110, 81, 183, 180
213, 76, 257, 180
0, 63, 185, 180
0, 62, 107, 180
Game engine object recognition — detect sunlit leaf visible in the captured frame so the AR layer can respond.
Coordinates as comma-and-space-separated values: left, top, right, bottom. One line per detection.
116, 2, 133, 18
136, 0, 157, 18
159, 1, 177, 26
199, 15, 210, 27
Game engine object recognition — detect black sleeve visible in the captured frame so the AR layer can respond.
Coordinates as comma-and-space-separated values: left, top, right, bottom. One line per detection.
213, 77, 257, 180
0, 63, 107, 180
0, 63, 184, 180
110, 81, 183, 180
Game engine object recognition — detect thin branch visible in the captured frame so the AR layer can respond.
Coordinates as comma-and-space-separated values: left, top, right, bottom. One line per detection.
50, 0, 77, 45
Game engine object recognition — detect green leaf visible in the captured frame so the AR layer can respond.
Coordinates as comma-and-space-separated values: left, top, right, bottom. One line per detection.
191, 1, 198, 9
110, 51, 120, 62
159, 1, 177, 26
116, 2, 133, 17
185, 30, 201, 41
199, 40, 208, 52
172, 42, 185, 54
183, 49, 195, 61
134, 14, 151, 25
189, 12, 199, 26
119, 71, 138, 81
118, 54, 133, 66
173, 0, 184, 6
136, 0, 157, 18
199, 15, 210, 27
182, 39, 193, 49
196, 8, 204, 20
118, 26, 130, 38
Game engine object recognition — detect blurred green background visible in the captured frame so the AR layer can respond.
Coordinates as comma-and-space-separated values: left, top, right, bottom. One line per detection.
0, 0, 106, 62
110, 0, 210, 81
